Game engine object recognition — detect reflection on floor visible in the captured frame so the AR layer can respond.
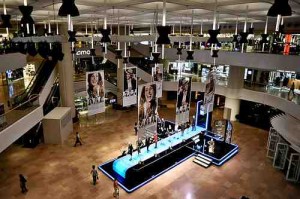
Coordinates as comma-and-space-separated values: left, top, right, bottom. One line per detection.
0, 103, 299, 199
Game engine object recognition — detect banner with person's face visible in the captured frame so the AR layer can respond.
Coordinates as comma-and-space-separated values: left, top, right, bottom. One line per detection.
175, 77, 192, 127
123, 67, 137, 107
86, 70, 105, 116
138, 82, 158, 138
153, 64, 163, 98
203, 70, 216, 114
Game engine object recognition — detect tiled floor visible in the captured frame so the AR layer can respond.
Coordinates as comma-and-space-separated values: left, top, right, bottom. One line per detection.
0, 102, 299, 199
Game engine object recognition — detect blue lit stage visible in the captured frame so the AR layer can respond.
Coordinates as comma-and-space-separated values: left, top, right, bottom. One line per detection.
98, 126, 239, 193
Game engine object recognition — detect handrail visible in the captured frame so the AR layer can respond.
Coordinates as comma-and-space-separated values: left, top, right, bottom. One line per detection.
0, 95, 39, 118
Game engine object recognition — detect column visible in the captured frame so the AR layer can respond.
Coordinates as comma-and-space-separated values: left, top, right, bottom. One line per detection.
117, 43, 125, 106
223, 66, 245, 121
58, 24, 76, 118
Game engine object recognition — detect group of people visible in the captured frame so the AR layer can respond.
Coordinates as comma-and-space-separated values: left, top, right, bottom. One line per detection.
90, 165, 119, 198
127, 132, 159, 161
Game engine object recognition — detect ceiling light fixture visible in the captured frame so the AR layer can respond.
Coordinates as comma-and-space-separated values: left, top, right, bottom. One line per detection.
19, 0, 34, 36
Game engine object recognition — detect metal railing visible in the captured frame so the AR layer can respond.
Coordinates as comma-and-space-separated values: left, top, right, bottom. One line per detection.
0, 95, 40, 131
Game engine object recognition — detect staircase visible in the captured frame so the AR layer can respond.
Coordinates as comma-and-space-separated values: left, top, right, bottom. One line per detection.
193, 154, 212, 168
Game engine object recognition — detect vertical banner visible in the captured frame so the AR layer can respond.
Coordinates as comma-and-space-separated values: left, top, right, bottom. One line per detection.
154, 64, 163, 98
138, 83, 158, 137
123, 67, 137, 106
203, 70, 216, 114
175, 77, 191, 127
86, 70, 105, 116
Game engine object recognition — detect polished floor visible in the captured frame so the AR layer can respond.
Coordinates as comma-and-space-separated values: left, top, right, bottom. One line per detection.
0, 102, 299, 199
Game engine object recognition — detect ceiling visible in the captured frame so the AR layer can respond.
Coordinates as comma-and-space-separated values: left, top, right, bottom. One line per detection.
1, 0, 300, 29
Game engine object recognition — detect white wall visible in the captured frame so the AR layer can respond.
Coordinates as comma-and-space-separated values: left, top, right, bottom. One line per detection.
0, 107, 44, 153
164, 48, 300, 72
162, 81, 300, 121
0, 53, 27, 72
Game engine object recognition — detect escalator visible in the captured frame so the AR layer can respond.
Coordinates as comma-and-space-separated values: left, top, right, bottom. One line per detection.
21, 121, 43, 148
43, 81, 60, 115
106, 45, 152, 82
12, 59, 57, 107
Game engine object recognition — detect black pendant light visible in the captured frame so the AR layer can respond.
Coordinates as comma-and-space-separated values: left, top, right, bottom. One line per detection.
115, 49, 123, 59
261, 34, 269, 44
211, 49, 219, 58
100, 28, 111, 43
186, 50, 194, 60
68, 30, 77, 42
156, 26, 171, 44
152, 52, 160, 64
267, 0, 292, 17
51, 42, 64, 61
1, 14, 12, 28
27, 42, 37, 56
90, 48, 96, 56
123, 57, 128, 64
207, 29, 220, 45
19, 6, 34, 26
177, 47, 182, 55
38, 42, 50, 59
58, 0, 79, 17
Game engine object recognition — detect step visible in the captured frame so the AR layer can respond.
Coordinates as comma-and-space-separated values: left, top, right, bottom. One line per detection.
195, 156, 211, 165
193, 138, 199, 144
192, 136, 199, 141
197, 154, 213, 162
193, 159, 209, 168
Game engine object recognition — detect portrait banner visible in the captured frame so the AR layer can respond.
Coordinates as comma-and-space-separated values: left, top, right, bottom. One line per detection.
138, 83, 158, 138
175, 77, 192, 127
153, 64, 163, 98
123, 67, 137, 107
203, 70, 216, 114
86, 70, 105, 116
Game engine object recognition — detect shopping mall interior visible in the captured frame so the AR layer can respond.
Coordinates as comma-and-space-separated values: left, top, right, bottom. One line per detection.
0, 0, 300, 198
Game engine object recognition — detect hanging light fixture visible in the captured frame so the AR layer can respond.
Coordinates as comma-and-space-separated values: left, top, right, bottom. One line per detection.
27, 42, 37, 56
267, 0, 291, 17
58, 0, 79, 46
199, 20, 203, 37
38, 41, 50, 59
186, 9, 194, 61
239, 6, 249, 53
100, 0, 111, 44
58, 0, 79, 17
1, 0, 12, 30
156, 0, 171, 45
19, 0, 34, 36
51, 42, 64, 61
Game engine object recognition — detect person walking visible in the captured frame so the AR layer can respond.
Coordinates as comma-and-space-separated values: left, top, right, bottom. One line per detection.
113, 179, 119, 198
74, 132, 82, 147
153, 132, 158, 149
90, 165, 98, 185
192, 115, 196, 131
19, 174, 28, 193
134, 122, 138, 136
145, 136, 151, 152
128, 143, 133, 161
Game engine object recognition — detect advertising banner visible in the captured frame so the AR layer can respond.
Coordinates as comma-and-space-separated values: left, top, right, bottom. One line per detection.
138, 83, 158, 137
175, 77, 191, 127
203, 70, 216, 114
86, 70, 105, 116
123, 67, 137, 107
153, 64, 163, 98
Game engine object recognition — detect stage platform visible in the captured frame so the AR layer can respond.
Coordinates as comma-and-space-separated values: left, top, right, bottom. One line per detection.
99, 127, 239, 193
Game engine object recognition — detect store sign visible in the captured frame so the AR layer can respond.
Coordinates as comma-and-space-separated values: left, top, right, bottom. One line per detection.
75, 49, 91, 58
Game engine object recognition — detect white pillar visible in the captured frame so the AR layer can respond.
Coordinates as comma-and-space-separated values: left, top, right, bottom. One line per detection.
224, 66, 245, 121
58, 24, 76, 118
